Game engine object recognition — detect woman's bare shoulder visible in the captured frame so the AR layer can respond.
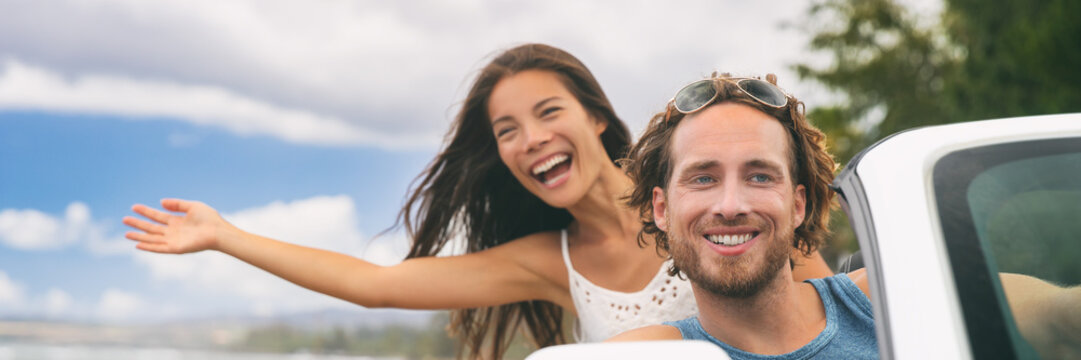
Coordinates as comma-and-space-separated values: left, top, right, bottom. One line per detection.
845, 268, 872, 298
487, 230, 566, 273
494, 230, 564, 253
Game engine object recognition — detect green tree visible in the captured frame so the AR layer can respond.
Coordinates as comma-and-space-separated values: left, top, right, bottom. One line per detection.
795, 0, 1081, 261
944, 0, 1081, 120
798, 0, 1081, 164
796, 0, 961, 164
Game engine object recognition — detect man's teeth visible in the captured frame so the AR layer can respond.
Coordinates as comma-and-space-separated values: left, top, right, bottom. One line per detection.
706, 233, 753, 246
532, 154, 569, 175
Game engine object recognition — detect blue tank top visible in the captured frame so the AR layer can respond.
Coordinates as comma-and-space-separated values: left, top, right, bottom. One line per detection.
664, 274, 878, 359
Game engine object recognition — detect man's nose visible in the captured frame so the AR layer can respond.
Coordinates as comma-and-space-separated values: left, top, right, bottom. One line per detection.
710, 181, 750, 220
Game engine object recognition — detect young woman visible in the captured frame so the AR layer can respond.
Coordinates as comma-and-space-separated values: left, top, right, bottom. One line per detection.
123, 44, 833, 358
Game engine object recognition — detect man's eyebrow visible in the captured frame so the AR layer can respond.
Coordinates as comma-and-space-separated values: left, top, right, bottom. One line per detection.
681, 159, 720, 173
490, 96, 562, 125
745, 159, 786, 174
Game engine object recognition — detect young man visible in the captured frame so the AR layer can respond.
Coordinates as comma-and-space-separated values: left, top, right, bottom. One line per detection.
611, 74, 1081, 359
611, 74, 877, 359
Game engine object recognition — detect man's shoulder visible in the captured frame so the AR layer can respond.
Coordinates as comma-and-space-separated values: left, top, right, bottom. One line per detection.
606, 324, 683, 342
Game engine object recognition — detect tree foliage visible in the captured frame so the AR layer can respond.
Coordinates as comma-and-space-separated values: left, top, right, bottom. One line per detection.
798, 0, 1081, 164
795, 0, 1081, 258
796, 0, 960, 163
945, 0, 1081, 120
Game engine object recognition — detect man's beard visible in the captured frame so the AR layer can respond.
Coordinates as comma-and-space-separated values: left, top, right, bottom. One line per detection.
669, 216, 793, 298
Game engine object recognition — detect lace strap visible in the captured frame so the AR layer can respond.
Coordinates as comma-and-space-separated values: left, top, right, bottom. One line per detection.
560, 229, 575, 271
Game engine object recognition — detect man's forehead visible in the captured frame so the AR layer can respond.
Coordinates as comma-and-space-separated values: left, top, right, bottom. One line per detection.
668, 103, 791, 171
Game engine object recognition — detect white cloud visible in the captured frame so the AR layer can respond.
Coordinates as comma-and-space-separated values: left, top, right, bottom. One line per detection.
133, 195, 409, 315
44, 288, 74, 318
96, 288, 145, 322
0, 202, 88, 250
0, 271, 25, 305
0, 207, 62, 250
0, 0, 890, 144
0, 202, 128, 254
0, 60, 440, 149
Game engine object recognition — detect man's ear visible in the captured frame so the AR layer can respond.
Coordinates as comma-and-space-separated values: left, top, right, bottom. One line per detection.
792, 184, 807, 228
652, 186, 668, 231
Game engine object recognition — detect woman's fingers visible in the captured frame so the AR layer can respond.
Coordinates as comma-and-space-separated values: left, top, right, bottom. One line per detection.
122, 216, 166, 235
132, 204, 175, 224
135, 241, 175, 254
161, 198, 193, 213
125, 231, 165, 244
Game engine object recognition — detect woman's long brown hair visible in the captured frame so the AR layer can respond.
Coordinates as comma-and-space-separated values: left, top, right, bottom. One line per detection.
395, 44, 631, 358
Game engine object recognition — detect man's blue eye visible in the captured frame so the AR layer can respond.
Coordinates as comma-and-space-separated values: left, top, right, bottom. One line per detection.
750, 174, 771, 183
693, 176, 715, 184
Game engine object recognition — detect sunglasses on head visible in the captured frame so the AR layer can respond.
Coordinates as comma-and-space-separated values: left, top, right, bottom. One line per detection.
670, 77, 789, 117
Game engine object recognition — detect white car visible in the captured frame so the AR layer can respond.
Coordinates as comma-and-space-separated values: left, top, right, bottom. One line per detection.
527, 113, 1081, 359
832, 112, 1081, 359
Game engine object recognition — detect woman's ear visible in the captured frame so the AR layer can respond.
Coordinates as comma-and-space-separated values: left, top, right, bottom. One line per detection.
591, 112, 608, 136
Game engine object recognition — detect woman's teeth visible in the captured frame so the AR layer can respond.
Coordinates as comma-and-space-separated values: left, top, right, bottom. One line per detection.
706, 233, 753, 246
532, 154, 569, 175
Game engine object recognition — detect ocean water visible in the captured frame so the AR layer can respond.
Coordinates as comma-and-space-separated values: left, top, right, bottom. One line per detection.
0, 343, 401, 360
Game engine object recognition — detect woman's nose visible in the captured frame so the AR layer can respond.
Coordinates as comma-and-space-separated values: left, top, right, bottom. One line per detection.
522, 121, 553, 152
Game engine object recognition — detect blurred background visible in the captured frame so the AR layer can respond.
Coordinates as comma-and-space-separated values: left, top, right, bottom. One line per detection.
0, 0, 1077, 358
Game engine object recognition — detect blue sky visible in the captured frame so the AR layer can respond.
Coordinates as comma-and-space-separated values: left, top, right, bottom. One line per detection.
0, 0, 942, 324
0, 110, 433, 321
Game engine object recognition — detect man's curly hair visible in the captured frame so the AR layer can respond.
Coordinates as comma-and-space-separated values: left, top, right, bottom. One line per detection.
622, 73, 837, 276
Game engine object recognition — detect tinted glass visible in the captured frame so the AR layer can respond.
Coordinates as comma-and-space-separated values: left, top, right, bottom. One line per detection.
934, 137, 1081, 359
736, 79, 787, 107
674, 80, 717, 113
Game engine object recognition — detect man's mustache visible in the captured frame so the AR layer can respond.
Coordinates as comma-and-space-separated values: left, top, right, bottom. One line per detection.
692, 216, 764, 232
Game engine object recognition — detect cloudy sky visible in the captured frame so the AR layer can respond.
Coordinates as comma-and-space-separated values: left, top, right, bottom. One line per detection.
0, 0, 940, 324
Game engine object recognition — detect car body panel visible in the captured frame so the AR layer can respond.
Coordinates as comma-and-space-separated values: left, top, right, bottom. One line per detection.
836, 113, 1081, 359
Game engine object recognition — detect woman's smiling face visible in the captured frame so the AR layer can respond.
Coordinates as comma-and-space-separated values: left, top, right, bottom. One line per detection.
488, 69, 609, 208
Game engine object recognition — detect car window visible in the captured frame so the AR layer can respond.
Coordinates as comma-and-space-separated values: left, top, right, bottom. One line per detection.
968, 151, 1081, 284
934, 137, 1081, 360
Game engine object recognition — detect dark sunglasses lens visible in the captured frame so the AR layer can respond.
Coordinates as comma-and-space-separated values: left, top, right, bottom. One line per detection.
738, 79, 787, 107
674, 80, 717, 113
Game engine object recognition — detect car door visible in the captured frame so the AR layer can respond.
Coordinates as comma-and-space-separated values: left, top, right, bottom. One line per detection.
834, 113, 1081, 359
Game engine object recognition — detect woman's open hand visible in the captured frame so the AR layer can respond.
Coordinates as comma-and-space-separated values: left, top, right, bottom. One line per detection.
123, 198, 232, 254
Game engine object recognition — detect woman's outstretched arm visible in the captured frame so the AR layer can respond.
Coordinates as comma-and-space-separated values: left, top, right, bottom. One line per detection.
124, 198, 571, 310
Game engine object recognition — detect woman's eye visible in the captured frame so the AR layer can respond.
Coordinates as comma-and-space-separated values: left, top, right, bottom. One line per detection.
540, 107, 562, 117
495, 127, 515, 138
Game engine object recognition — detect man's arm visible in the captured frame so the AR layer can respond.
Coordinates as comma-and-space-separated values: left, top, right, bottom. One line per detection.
1000, 273, 1081, 359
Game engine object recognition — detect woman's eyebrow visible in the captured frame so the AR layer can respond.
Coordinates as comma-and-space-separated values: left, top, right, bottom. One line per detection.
533, 96, 561, 112
490, 96, 562, 125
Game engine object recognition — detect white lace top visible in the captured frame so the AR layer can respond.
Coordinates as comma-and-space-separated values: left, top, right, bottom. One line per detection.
561, 230, 698, 342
